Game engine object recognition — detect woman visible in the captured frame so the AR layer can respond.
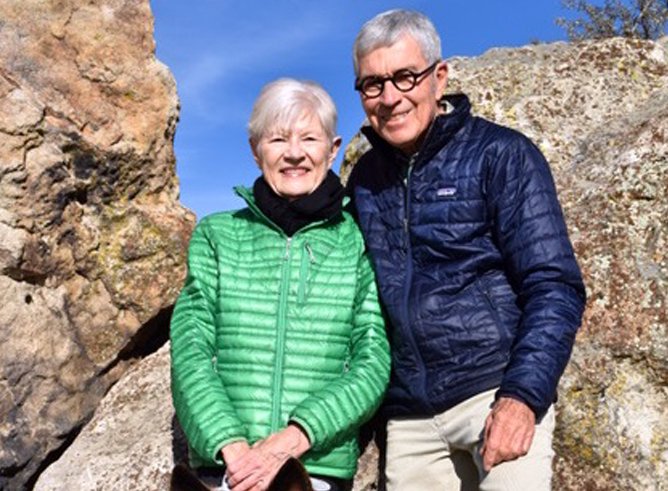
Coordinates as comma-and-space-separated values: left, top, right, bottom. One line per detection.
170, 79, 390, 491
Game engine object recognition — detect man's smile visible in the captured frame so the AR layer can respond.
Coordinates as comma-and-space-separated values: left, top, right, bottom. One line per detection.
381, 109, 411, 124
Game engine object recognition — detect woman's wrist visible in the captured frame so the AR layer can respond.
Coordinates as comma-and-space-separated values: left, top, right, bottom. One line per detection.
221, 440, 250, 465
285, 423, 311, 457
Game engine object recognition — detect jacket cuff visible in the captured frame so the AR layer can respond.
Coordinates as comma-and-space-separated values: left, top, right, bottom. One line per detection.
494, 389, 549, 421
288, 415, 317, 451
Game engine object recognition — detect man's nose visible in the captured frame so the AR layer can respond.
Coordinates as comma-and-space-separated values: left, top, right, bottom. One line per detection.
379, 80, 401, 106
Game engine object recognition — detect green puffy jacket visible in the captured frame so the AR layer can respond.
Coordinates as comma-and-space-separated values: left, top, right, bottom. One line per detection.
170, 186, 390, 479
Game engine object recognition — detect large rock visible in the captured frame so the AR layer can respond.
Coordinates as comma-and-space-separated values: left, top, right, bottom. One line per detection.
33, 345, 175, 491
0, 0, 194, 489
342, 37, 668, 490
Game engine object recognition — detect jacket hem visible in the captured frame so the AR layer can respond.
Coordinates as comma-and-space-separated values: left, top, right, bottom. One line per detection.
383, 374, 504, 418
302, 463, 356, 480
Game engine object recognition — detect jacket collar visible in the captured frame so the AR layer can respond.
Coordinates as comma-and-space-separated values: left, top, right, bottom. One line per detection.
234, 185, 281, 232
361, 93, 472, 170
234, 185, 348, 236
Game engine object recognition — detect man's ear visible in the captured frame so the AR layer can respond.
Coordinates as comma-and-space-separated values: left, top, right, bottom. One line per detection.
435, 60, 448, 99
327, 136, 343, 169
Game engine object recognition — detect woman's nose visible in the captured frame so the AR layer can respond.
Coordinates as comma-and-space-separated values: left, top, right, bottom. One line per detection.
284, 139, 305, 160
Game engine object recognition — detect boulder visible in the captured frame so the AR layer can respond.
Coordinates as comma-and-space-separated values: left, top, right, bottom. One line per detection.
33, 345, 176, 491
0, 0, 194, 489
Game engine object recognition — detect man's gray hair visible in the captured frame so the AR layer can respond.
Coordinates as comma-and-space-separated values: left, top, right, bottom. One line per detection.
353, 9, 442, 77
248, 78, 338, 143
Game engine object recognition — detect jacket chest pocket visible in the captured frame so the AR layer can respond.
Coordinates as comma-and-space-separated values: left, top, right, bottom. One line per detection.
415, 176, 488, 238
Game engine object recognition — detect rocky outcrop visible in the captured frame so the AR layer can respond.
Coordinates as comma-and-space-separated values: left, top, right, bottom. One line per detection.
342, 36, 668, 490
0, 0, 194, 489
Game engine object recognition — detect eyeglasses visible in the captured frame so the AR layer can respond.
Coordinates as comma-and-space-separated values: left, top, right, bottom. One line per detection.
354, 61, 440, 98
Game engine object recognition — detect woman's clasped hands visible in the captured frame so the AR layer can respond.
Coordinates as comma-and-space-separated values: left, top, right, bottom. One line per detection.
222, 425, 311, 491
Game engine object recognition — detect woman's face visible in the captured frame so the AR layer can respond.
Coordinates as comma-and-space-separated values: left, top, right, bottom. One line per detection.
251, 112, 341, 200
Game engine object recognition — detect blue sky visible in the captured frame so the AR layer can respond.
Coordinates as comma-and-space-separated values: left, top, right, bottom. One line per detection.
152, 1, 574, 219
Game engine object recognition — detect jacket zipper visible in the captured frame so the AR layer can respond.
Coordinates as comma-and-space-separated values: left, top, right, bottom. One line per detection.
402, 159, 432, 413
402, 164, 412, 240
233, 187, 336, 429
297, 242, 315, 304
271, 236, 292, 432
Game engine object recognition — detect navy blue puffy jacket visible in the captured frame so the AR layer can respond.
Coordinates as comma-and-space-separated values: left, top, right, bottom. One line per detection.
347, 94, 586, 419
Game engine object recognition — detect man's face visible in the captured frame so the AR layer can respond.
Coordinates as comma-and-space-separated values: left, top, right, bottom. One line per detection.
357, 34, 447, 155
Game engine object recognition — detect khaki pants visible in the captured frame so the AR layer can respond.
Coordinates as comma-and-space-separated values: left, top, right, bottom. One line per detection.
385, 389, 555, 491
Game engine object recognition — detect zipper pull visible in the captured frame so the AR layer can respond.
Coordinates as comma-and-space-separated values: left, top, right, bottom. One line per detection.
284, 237, 292, 260
305, 243, 316, 263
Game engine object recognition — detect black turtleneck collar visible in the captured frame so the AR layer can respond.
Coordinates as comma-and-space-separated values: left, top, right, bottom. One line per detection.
253, 170, 345, 237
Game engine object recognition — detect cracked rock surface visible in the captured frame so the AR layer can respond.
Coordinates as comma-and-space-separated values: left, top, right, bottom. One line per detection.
0, 0, 194, 489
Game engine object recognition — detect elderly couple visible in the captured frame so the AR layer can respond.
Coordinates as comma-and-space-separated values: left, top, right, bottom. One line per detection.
170, 9, 586, 491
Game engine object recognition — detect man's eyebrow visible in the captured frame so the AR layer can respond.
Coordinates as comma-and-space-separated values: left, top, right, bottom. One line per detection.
360, 65, 421, 78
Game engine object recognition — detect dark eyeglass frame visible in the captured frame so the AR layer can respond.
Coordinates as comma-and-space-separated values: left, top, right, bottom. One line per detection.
354, 61, 440, 98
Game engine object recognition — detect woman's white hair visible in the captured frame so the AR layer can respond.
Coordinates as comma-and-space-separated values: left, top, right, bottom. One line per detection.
353, 9, 442, 77
248, 78, 338, 143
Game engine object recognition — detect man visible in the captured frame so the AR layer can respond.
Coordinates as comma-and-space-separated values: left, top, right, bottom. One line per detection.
346, 9, 586, 491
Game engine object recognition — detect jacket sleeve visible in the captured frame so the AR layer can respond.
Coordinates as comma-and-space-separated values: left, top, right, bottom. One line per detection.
487, 134, 586, 420
170, 219, 247, 465
289, 250, 391, 452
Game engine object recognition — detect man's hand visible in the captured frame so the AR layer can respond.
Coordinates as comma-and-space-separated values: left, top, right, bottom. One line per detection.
479, 397, 535, 472
225, 425, 310, 491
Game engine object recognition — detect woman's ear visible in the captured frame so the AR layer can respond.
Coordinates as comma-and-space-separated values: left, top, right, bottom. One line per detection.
327, 136, 343, 169
249, 137, 261, 167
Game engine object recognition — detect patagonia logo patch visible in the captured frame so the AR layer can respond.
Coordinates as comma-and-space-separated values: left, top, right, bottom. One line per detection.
437, 186, 457, 197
